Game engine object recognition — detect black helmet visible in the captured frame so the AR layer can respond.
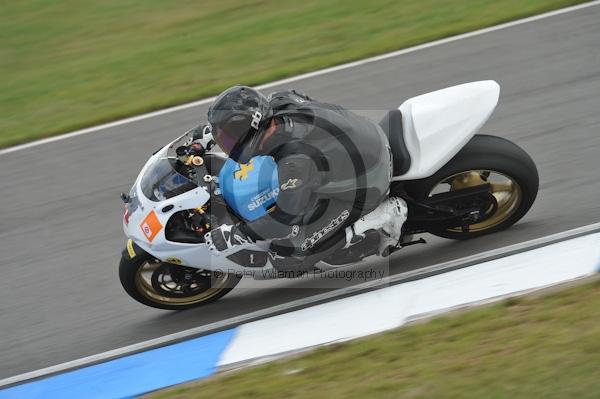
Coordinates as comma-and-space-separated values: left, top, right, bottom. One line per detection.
208, 85, 273, 161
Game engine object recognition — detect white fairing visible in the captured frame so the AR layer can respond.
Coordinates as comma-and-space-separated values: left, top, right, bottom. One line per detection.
393, 80, 500, 180
123, 143, 275, 275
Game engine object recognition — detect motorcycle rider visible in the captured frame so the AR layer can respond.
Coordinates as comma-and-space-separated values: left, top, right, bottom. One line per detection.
201, 85, 408, 273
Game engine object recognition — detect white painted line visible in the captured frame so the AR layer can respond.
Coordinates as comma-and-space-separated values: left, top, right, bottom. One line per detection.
219, 232, 600, 365
2, 221, 600, 388
1, 0, 599, 156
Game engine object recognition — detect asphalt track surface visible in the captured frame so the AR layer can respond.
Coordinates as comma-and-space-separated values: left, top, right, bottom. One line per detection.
2, 4, 600, 379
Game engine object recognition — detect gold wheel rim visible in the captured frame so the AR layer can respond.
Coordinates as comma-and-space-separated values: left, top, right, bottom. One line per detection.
134, 261, 233, 306
429, 170, 523, 233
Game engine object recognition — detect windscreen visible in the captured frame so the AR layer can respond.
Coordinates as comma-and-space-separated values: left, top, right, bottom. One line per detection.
139, 133, 199, 202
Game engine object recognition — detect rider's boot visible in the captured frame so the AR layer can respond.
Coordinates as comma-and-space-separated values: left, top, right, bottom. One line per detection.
345, 197, 408, 254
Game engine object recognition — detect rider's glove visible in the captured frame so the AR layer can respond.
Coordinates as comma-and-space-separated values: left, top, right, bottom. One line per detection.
188, 124, 215, 151
205, 224, 253, 253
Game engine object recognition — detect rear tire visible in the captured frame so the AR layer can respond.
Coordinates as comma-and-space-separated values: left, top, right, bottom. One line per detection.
119, 254, 241, 310
404, 135, 538, 240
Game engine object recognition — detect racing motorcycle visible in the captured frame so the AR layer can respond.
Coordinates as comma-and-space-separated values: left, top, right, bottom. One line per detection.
119, 81, 539, 310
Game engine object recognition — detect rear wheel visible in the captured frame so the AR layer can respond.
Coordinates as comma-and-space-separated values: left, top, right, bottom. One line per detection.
404, 135, 538, 239
119, 254, 241, 310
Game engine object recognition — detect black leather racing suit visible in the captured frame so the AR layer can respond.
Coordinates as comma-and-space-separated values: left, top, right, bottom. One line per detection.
235, 90, 392, 271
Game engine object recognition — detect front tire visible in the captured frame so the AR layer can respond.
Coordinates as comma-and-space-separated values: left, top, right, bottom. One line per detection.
119, 254, 241, 310
405, 134, 539, 239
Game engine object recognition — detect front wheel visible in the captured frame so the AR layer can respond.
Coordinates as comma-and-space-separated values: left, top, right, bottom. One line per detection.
404, 134, 539, 240
119, 253, 241, 310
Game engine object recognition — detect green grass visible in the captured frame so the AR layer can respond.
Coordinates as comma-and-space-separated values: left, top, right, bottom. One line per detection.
150, 279, 600, 399
1, 0, 586, 148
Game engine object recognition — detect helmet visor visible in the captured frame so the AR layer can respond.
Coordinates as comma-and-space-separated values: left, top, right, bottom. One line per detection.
214, 114, 253, 155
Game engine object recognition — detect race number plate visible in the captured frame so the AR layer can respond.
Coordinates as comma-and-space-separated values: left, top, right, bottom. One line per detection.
140, 210, 163, 242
